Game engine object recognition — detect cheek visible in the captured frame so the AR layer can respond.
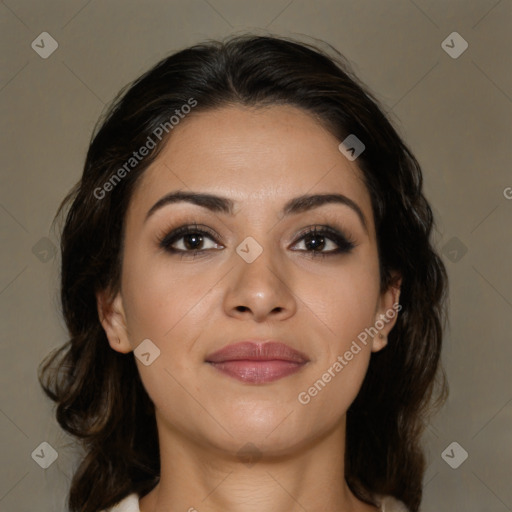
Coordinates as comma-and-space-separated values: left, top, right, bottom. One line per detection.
293, 258, 379, 410
121, 251, 213, 344
302, 258, 380, 350
119, 256, 216, 431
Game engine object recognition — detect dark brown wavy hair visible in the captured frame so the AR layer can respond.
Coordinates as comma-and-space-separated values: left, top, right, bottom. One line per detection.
38, 33, 449, 512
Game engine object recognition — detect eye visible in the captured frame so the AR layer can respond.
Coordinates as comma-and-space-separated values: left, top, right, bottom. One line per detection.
158, 224, 223, 256
291, 225, 356, 258
157, 223, 356, 259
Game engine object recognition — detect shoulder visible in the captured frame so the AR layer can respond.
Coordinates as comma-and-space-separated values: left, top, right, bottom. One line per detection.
374, 494, 410, 512
98, 493, 140, 512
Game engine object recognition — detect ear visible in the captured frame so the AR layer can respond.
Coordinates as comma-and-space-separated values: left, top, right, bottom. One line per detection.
96, 288, 132, 354
371, 272, 402, 353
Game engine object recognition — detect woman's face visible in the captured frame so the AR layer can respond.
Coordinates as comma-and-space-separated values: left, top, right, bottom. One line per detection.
99, 104, 400, 456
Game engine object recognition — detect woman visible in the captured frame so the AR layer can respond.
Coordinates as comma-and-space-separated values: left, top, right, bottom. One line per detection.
39, 34, 448, 512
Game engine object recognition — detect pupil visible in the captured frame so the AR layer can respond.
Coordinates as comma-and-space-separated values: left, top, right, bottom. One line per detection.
184, 233, 203, 250
305, 233, 324, 251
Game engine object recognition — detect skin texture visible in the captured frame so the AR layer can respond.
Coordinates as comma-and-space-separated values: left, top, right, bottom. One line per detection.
97, 104, 401, 512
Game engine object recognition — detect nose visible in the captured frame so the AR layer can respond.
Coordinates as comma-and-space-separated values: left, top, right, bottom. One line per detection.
223, 244, 297, 322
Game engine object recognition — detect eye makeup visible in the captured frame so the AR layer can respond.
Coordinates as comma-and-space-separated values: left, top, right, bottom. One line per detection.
155, 220, 357, 259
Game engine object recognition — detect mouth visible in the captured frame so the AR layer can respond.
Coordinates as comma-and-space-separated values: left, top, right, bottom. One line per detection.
205, 341, 310, 384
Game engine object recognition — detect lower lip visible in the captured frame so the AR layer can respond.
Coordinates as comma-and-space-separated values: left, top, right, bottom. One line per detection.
207, 360, 307, 383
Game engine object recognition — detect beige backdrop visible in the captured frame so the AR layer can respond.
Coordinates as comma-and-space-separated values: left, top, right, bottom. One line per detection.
1, 1, 511, 511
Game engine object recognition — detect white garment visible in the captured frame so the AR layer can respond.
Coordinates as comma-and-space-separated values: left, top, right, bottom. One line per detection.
102, 492, 410, 511
376, 494, 411, 512
105, 493, 139, 511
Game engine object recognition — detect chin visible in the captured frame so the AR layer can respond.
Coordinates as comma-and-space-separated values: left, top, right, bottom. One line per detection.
205, 407, 321, 452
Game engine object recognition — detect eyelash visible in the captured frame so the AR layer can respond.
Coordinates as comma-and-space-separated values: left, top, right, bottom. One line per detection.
157, 223, 357, 259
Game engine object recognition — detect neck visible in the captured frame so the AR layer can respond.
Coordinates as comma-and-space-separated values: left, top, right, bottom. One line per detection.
139, 413, 378, 512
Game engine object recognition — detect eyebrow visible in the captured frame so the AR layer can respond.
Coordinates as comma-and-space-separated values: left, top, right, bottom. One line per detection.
145, 191, 368, 232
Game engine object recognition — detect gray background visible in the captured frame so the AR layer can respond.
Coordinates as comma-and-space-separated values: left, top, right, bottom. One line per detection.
1, 1, 511, 511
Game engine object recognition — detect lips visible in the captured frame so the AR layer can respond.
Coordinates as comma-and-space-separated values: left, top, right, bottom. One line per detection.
205, 341, 309, 384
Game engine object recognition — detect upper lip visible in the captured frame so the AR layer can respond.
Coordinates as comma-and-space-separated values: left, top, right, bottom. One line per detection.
205, 340, 309, 364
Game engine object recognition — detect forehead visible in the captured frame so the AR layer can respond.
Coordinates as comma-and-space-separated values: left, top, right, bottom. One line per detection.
128, 104, 373, 228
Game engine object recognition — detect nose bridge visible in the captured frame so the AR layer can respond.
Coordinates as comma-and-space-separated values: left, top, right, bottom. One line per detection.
236, 236, 281, 286
224, 231, 296, 320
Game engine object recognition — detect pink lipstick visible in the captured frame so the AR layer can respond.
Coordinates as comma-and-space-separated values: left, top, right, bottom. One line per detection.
205, 341, 309, 384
